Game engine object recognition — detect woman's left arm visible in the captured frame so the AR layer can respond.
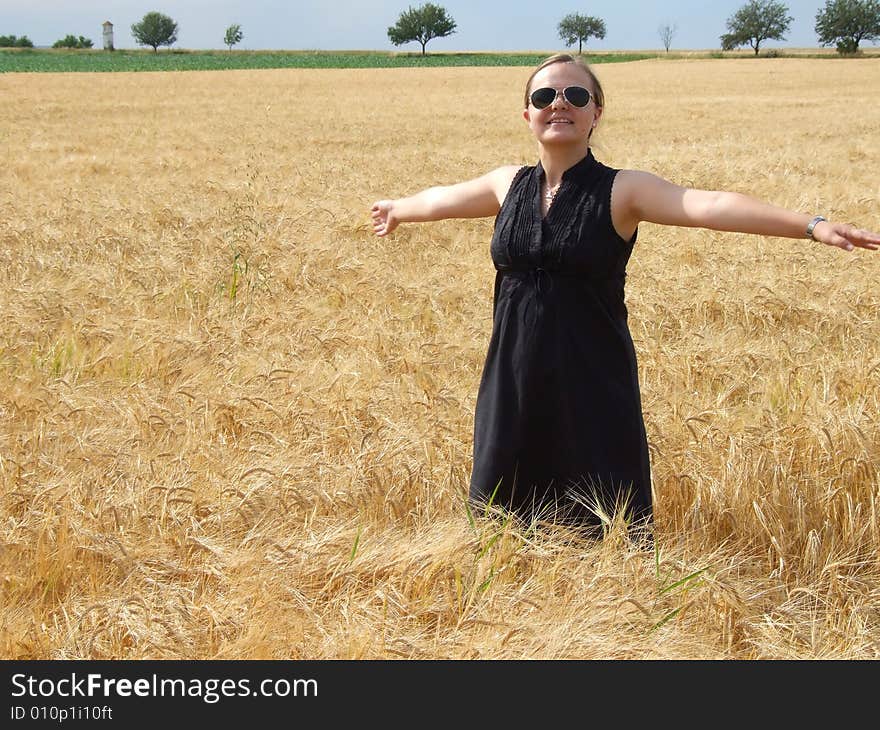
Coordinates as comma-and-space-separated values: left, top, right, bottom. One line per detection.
613, 169, 880, 252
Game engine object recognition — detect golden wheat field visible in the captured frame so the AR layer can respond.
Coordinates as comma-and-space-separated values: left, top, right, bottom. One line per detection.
1, 57, 879, 660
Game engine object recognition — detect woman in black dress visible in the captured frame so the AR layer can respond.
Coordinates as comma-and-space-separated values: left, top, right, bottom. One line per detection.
371, 53, 880, 531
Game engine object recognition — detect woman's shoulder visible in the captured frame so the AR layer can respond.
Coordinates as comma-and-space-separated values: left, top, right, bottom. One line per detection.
609, 168, 669, 197
484, 164, 532, 206
480, 163, 530, 183
493, 163, 532, 179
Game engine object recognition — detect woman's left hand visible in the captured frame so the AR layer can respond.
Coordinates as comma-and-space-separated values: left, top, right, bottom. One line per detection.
812, 220, 880, 252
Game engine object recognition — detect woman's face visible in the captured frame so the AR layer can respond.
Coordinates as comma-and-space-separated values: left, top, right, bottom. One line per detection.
523, 62, 602, 148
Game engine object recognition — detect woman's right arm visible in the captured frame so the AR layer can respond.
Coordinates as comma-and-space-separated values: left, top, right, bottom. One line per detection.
371, 165, 521, 237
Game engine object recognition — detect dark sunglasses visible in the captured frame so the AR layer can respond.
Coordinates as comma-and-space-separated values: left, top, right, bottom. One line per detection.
530, 86, 592, 109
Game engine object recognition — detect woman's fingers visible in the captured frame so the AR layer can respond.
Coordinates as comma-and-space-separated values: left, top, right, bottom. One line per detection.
370, 200, 396, 237
370, 202, 386, 235
820, 222, 880, 252
847, 226, 880, 250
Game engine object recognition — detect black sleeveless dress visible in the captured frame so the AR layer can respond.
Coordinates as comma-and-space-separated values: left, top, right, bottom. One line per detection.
469, 150, 652, 526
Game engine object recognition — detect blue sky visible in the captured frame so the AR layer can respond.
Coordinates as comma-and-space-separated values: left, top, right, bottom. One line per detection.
0, 1, 858, 51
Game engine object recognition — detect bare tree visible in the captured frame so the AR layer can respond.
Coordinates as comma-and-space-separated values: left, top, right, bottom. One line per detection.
658, 22, 677, 52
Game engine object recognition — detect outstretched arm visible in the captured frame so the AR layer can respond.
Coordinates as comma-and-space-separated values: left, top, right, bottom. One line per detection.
612, 170, 880, 252
371, 165, 521, 237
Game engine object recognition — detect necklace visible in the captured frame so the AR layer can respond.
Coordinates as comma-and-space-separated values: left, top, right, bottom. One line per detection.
545, 182, 561, 205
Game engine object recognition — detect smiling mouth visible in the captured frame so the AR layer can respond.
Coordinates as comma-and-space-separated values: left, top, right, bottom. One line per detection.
548, 119, 573, 125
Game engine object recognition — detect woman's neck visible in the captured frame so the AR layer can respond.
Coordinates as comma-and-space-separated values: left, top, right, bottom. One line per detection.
538, 144, 591, 187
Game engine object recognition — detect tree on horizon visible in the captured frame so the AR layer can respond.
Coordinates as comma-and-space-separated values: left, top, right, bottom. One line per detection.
224, 23, 243, 51
658, 22, 678, 52
720, 0, 793, 55
52, 34, 93, 49
815, 0, 880, 54
557, 13, 607, 55
387, 3, 457, 56
131, 11, 178, 53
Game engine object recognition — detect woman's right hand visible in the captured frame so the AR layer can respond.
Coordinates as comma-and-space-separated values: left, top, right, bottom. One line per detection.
369, 166, 518, 237
371, 200, 398, 237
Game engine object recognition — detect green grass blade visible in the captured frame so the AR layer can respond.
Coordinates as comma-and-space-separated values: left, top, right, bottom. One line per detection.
348, 525, 361, 564
649, 606, 683, 632
658, 568, 708, 595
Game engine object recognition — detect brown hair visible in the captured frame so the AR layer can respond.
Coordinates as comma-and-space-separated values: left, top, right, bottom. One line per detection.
523, 53, 606, 110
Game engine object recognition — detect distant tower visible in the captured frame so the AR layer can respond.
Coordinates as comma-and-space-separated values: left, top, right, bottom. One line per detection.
102, 20, 114, 51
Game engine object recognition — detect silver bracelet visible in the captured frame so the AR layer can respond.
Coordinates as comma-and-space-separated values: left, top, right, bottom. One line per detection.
806, 215, 826, 240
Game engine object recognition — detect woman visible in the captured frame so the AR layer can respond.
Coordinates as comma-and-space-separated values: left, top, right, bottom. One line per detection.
370, 53, 879, 531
